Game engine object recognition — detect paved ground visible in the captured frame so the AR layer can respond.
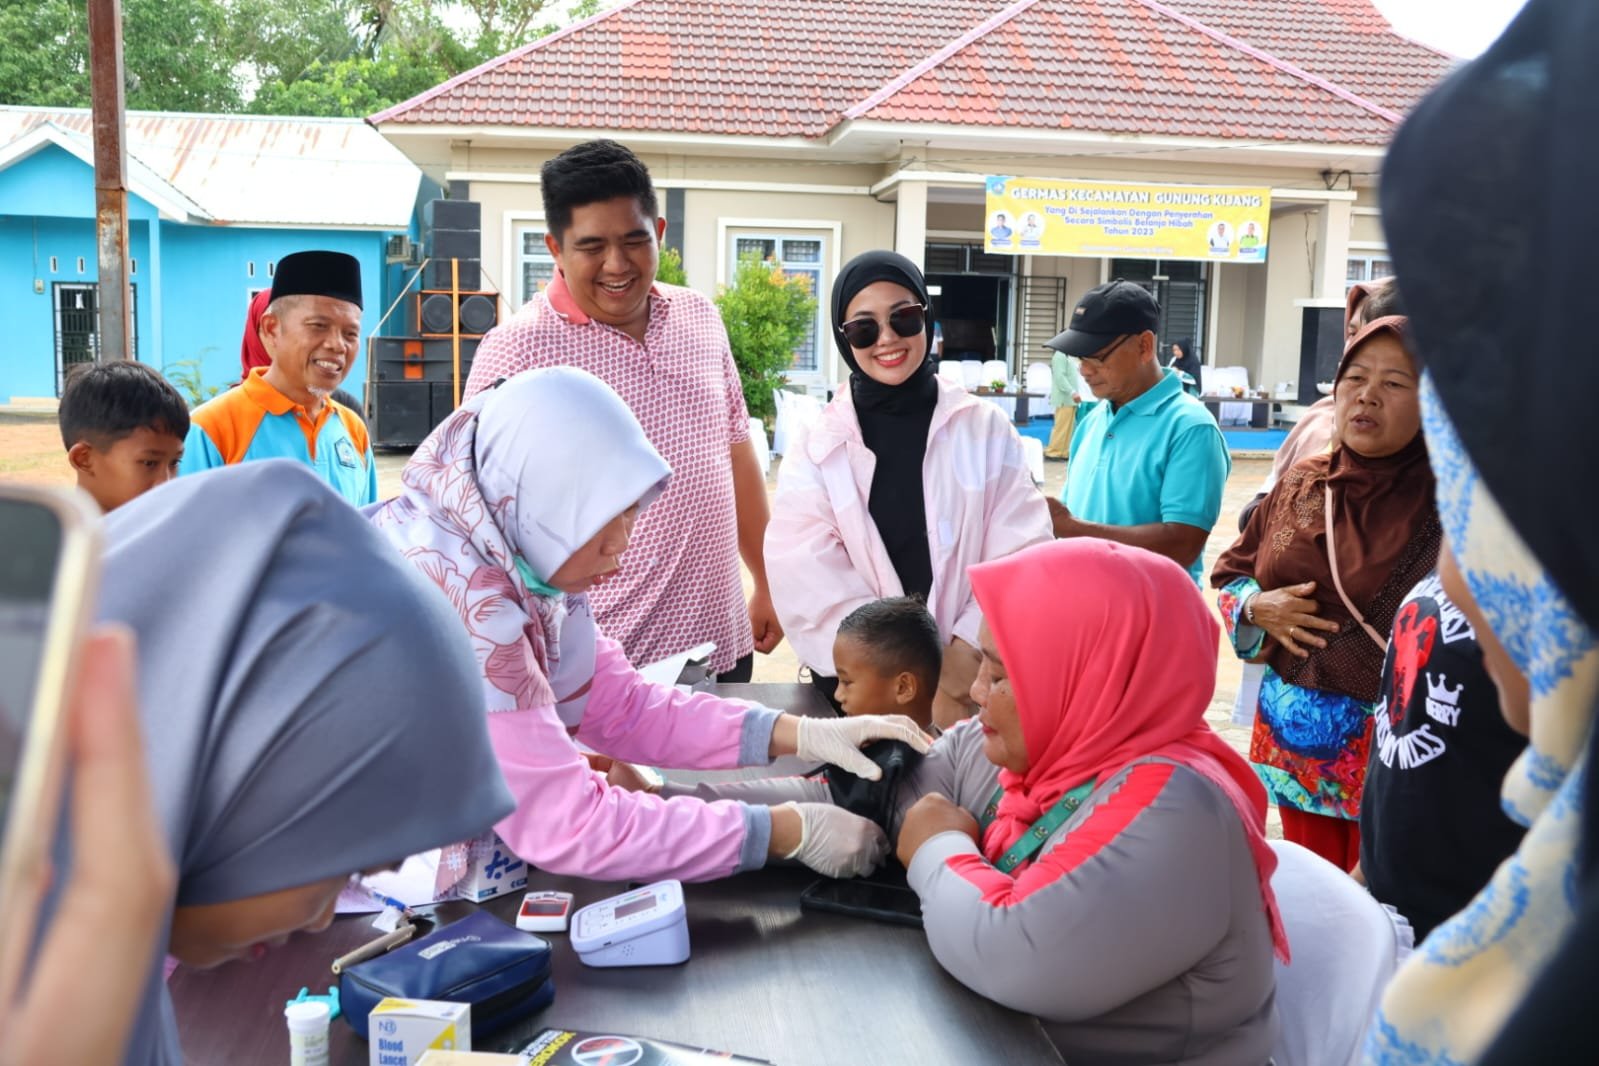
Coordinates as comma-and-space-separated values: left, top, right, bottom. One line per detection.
7, 411, 1274, 828
0, 412, 69, 483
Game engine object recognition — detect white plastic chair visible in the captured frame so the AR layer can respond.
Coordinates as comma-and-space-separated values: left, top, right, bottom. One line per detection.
748, 416, 771, 477
1019, 436, 1045, 485
959, 361, 986, 390
936, 360, 966, 389
979, 359, 1009, 389
1025, 361, 1055, 412
1269, 841, 1411, 1066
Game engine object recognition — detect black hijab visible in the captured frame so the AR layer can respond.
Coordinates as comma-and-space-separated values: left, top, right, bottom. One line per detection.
831, 251, 939, 599
1171, 337, 1202, 394
1382, 2, 1599, 1058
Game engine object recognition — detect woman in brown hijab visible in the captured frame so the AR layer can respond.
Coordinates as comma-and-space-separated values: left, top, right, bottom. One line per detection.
1211, 316, 1439, 869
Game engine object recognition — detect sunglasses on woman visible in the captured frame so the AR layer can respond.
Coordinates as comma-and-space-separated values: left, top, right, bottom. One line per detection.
837, 304, 927, 349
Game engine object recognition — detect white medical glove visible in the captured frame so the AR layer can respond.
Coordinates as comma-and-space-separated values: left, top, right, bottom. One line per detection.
793, 714, 933, 780
782, 802, 889, 879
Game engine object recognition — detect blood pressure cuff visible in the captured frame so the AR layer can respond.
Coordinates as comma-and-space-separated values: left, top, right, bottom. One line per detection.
340, 910, 554, 1039
825, 739, 924, 835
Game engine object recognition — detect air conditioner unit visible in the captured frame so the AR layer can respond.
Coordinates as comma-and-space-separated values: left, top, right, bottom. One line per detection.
385, 234, 413, 264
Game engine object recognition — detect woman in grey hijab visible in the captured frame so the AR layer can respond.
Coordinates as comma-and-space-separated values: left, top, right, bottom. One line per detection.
49, 460, 514, 1066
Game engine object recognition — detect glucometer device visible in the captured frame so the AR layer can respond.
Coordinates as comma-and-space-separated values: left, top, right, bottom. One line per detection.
570, 880, 690, 968
516, 891, 574, 933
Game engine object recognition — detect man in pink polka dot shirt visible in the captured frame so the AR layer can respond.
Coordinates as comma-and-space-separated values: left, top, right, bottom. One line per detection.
463, 140, 781, 679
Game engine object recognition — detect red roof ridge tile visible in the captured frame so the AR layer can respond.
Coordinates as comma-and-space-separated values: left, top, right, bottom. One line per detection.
1134, 0, 1403, 122
366, 0, 651, 125
843, 0, 1045, 120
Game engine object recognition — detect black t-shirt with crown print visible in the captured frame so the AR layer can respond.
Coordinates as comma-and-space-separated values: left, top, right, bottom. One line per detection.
1359, 571, 1529, 941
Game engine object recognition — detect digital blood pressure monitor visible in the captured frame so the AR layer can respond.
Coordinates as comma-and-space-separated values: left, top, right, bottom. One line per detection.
570, 880, 690, 968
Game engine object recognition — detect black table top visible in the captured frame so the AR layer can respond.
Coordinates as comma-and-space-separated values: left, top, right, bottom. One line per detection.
169, 684, 1062, 1065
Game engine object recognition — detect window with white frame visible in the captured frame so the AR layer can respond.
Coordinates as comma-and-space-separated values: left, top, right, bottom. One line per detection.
514, 225, 558, 308
1346, 254, 1394, 291
729, 233, 826, 375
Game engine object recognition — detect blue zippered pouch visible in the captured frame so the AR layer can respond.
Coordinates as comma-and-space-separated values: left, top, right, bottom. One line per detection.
340, 910, 555, 1040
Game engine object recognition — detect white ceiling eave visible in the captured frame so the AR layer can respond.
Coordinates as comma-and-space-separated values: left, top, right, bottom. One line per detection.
374, 117, 1391, 187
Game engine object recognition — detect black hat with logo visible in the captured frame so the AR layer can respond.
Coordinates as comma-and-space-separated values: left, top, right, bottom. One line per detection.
1044, 279, 1159, 357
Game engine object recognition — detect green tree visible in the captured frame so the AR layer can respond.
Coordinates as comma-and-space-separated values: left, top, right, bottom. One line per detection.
0, 0, 240, 111
0, 0, 619, 117
245, 0, 568, 116
0, 1, 82, 107
715, 254, 816, 422
247, 53, 451, 117
229, 0, 365, 90
655, 245, 687, 286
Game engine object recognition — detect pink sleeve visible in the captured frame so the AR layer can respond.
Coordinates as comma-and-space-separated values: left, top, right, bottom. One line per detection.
485, 694, 764, 882
764, 448, 883, 674
463, 318, 532, 401
573, 638, 776, 769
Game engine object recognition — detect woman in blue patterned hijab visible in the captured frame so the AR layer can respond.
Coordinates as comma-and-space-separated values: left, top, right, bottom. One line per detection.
1368, 0, 1599, 1058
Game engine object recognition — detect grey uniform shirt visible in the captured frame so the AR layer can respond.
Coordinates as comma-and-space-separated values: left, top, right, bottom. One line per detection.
668, 720, 1278, 1065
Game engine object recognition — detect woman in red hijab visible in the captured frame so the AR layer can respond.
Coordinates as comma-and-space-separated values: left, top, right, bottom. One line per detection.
897, 538, 1288, 1066
238, 289, 272, 381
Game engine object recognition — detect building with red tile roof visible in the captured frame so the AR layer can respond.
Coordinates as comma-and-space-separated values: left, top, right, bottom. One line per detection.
371, 0, 1453, 395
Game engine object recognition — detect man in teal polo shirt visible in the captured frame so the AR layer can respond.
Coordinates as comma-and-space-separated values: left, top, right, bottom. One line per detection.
1044, 280, 1229, 583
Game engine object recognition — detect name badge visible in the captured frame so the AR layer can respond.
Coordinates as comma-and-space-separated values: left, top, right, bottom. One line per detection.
335, 438, 360, 469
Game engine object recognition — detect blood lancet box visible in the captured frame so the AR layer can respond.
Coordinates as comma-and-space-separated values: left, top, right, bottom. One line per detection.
368, 998, 470, 1066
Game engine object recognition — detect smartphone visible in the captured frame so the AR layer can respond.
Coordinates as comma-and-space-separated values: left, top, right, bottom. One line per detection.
799, 877, 924, 929
0, 485, 102, 1007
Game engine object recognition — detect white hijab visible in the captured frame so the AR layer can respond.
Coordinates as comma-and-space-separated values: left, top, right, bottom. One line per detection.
368, 366, 671, 722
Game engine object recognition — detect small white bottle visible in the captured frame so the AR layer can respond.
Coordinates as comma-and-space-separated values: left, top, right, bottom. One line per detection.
284, 1000, 331, 1066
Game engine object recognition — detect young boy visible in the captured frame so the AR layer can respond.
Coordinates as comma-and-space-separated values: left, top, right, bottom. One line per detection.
59, 361, 190, 512
832, 597, 942, 731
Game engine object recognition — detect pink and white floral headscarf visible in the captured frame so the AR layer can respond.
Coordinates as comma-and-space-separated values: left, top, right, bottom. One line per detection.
368, 367, 671, 717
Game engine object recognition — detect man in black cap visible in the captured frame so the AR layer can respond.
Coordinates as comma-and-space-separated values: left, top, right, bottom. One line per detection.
179, 250, 377, 506
1044, 279, 1229, 583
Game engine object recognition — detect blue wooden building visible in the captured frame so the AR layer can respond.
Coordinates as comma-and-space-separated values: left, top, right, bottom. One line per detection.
0, 107, 431, 405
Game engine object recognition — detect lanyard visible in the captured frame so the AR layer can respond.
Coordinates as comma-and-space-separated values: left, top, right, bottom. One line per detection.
977, 779, 1097, 874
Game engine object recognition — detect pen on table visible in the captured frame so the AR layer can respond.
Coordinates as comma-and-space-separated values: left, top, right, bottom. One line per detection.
366, 887, 413, 915
330, 923, 416, 975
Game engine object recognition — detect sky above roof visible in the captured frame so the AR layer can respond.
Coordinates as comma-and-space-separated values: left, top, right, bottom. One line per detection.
1373, 0, 1527, 57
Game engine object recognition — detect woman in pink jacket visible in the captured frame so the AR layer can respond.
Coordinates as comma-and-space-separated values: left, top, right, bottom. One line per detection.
766, 251, 1053, 728
369, 366, 929, 891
